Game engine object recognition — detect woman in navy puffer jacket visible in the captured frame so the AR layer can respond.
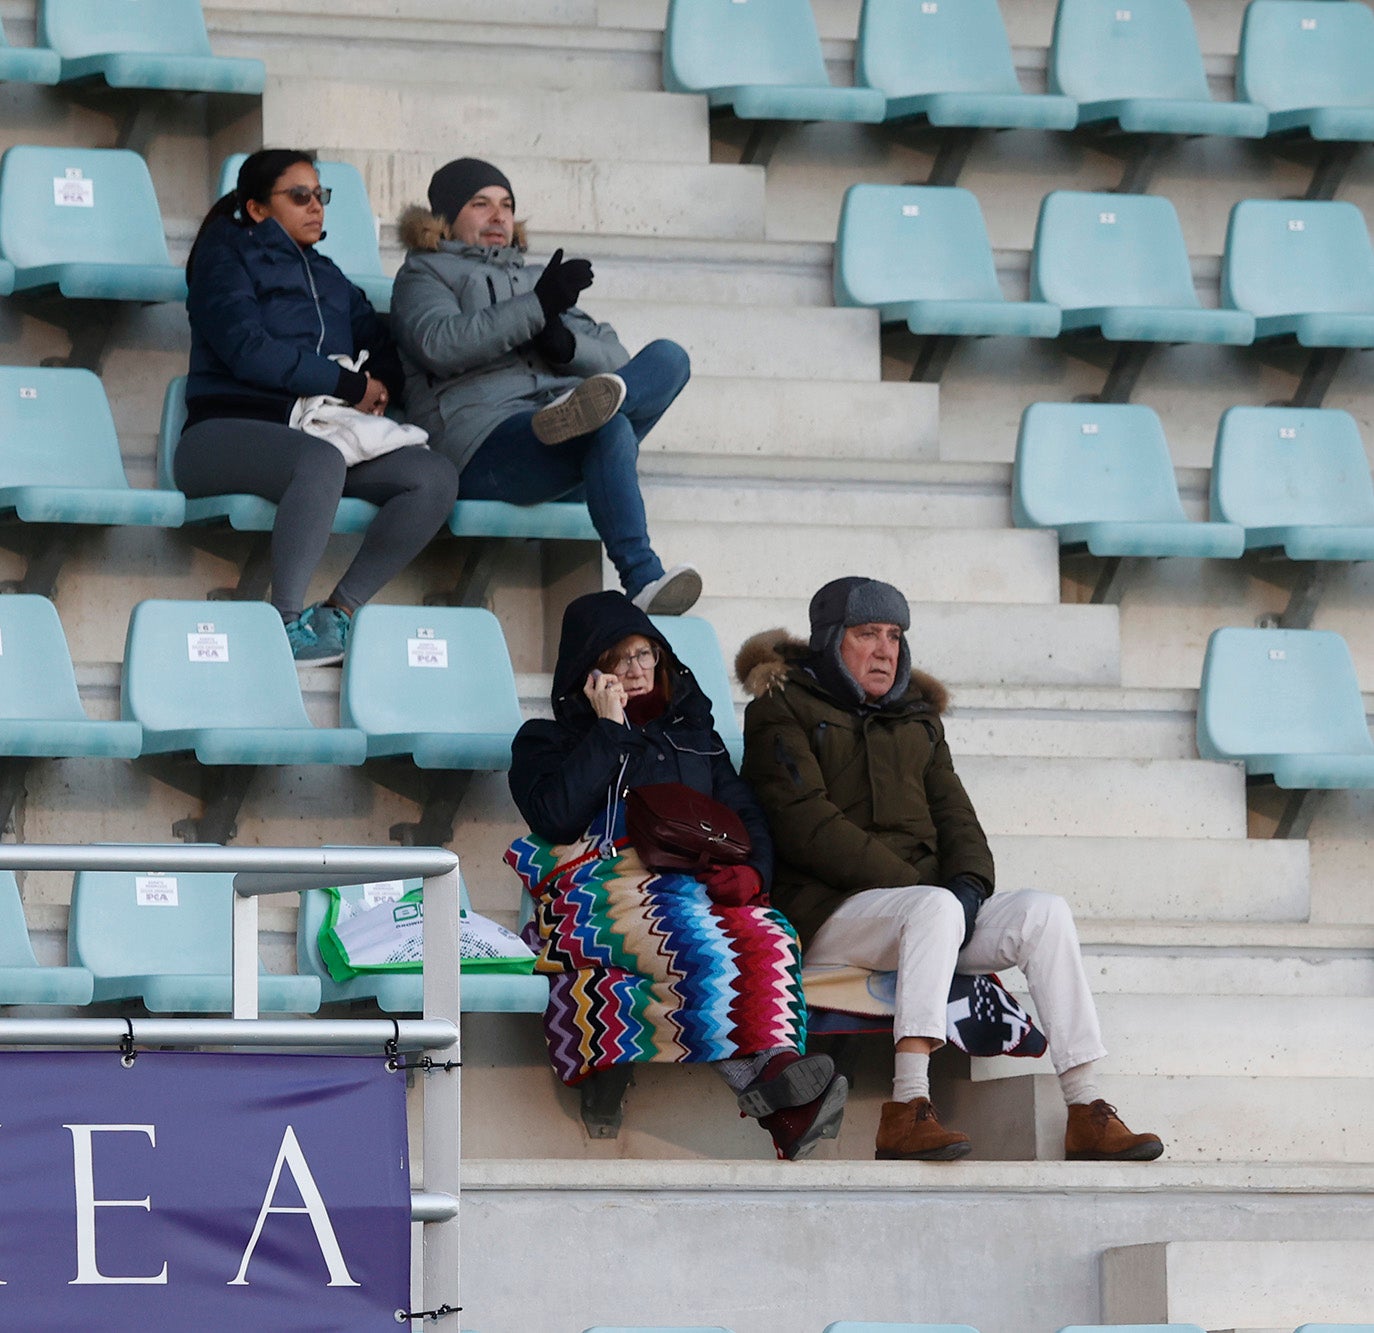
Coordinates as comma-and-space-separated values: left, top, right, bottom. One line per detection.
178, 149, 459, 663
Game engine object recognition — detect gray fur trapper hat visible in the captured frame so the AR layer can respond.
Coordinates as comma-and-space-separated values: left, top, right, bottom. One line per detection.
808, 576, 912, 706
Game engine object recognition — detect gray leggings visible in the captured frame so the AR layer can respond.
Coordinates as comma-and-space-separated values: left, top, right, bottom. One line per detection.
174, 417, 460, 621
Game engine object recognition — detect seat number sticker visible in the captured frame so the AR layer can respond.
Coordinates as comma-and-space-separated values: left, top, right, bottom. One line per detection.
136, 875, 178, 907
408, 637, 448, 668
187, 631, 229, 662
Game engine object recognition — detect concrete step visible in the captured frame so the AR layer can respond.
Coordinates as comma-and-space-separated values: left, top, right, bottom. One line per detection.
1104, 1240, 1374, 1327
638, 379, 939, 477
335, 149, 765, 241
265, 77, 709, 165
958, 756, 1247, 840
973, 993, 1374, 1080
1076, 946, 1373, 998
643, 471, 1010, 530
940, 1068, 1374, 1164
647, 521, 1062, 605
591, 298, 880, 381
991, 835, 1309, 923
695, 597, 1121, 689
211, 0, 599, 23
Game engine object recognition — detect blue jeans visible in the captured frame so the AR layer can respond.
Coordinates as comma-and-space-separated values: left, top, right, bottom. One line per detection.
459, 339, 690, 597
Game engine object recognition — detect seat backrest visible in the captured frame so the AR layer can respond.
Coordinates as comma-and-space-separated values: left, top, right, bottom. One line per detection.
857, 0, 1022, 97
1031, 190, 1201, 310
39, 0, 213, 59
1212, 406, 1374, 527
663, 0, 829, 94
1238, 0, 1374, 112
1197, 627, 1374, 760
649, 614, 743, 754
835, 184, 1004, 307
157, 375, 188, 491
1222, 199, 1374, 318
0, 366, 132, 490
0, 595, 89, 722
1014, 402, 1189, 527
0, 870, 42, 968
69, 869, 235, 976
122, 599, 314, 731
1049, 0, 1212, 102
339, 605, 523, 742
0, 145, 172, 270
823, 1325, 982, 1333
217, 154, 385, 280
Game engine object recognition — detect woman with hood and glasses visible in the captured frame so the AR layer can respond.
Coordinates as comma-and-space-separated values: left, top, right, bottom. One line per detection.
178, 149, 460, 664
504, 591, 848, 1159
390, 157, 700, 618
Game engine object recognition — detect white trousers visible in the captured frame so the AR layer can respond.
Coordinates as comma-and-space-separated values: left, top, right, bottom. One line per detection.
805, 885, 1107, 1075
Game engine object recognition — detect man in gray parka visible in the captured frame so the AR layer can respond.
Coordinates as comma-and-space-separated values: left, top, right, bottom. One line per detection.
391, 157, 700, 615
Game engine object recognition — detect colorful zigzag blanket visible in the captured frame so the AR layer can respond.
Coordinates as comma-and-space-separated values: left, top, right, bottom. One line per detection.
506, 813, 807, 1086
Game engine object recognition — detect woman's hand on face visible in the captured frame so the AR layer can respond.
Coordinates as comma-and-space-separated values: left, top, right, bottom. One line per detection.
358, 374, 389, 416
583, 669, 627, 724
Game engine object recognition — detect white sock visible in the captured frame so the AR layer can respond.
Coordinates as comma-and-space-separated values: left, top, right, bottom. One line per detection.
1059, 1060, 1101, 1107
893, 1050, 930, 1103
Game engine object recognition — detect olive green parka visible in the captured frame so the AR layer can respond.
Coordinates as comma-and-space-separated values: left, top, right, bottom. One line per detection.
737, 630, 995, 949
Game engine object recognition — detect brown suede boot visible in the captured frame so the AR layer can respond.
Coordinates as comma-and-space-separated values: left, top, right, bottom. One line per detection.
874, 1097, 972, 1161
1065, 1100, 1164, 1161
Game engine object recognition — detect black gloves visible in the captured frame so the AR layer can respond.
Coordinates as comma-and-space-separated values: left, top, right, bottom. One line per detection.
533, 247, 594, 321
944, 874, 989, 950
531, 317, 575, 365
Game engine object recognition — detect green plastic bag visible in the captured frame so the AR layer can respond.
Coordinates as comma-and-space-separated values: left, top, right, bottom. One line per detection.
317, 883, 536, 982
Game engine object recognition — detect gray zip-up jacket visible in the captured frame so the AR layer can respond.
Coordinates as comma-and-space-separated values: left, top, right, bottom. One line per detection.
391, 207, 628, 473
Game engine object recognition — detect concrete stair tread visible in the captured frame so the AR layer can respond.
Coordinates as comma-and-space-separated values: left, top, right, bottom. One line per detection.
1078, 920, 1374, 949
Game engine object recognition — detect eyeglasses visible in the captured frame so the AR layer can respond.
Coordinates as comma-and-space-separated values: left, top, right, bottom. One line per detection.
272, 185, 331, 207
608, 645, 660, 677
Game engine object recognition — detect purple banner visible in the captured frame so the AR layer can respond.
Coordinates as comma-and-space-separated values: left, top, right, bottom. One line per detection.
0, 1051, 411, 1331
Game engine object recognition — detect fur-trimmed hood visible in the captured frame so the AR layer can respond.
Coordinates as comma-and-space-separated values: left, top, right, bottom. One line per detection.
397, 204, 528, 254
735, 629, 950, 714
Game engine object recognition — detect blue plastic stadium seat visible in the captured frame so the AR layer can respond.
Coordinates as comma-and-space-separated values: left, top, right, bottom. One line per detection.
0, 18, 61, 84
340, 605, 523, 768
857, 0, 1076, 130
1058, 1327, 1206, 1333
1014, 402, 1244, 559
217, 155, 391, 310
824, 1325, 982, 1333
0, 870, 94, 1005
122, 599, 367, 765
650, 614, 743, 767
40, 0, 264, 93
1238, 1, 1374, 141
1197, 627, 1374, 792
663, 0, 885, 125
0, 367, 184, 527
0, 595, 142, 759
1221, 200, 1374, 347
0, 257, 12, 295
1212, 406, 1374, 560
157, 376, 378, 532
447, 499, 597, 541
70, 869, 320, 1012
1049, 0, 1267, 137
1032, 191, 1255, 344
297, 874, 548, 1014
0, 146, 186, 302
836, 184, 1061, 338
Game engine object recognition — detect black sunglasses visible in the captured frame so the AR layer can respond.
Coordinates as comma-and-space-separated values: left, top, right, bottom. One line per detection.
272, 185, 331, 207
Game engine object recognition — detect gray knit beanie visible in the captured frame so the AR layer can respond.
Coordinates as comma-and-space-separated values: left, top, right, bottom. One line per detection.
807, 576, 912, 706
427, 157, 513, 224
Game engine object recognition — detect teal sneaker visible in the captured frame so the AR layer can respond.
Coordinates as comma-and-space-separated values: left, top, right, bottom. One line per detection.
284, 603, 350, 666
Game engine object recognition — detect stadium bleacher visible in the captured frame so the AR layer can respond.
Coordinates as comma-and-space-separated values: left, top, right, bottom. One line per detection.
1, 0, 1372, 1329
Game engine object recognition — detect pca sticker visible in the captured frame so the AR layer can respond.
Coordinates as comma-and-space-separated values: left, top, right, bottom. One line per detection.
407, 637, 448, 668
188, 631, 229, 662
135, 875, 179, 907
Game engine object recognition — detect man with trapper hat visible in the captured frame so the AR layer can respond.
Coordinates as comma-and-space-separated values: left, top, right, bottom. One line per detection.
391, 157, 699, 615
738, 576, 1164, 1162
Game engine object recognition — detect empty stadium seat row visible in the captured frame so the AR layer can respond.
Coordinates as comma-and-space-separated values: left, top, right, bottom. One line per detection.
1015, 401, 1374, 603
667, 0, 1374, 188
0, 0, 262, 93
0, 861, 544, 1015
837, 184, 1374, 401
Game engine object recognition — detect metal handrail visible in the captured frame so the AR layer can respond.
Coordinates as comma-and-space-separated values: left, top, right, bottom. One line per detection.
0, 843, 462, 1326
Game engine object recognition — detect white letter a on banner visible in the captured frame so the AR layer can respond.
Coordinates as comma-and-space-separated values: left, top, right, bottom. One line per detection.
228, 1125, 359, 1287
